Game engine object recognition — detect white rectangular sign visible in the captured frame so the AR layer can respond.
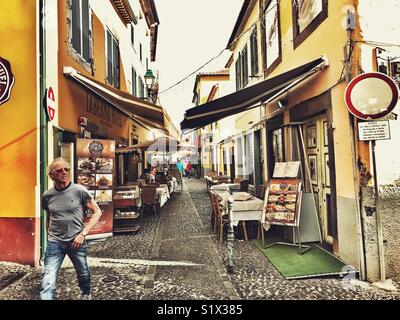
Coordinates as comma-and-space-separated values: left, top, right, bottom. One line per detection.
358, 121, 391, 141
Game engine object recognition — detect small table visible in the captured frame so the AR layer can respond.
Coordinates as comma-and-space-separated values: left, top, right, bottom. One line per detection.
213, 190, 265, 240
210, 183, 240, 192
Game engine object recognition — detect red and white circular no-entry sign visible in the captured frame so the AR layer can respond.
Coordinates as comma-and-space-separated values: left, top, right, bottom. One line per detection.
344, 72, 399, 120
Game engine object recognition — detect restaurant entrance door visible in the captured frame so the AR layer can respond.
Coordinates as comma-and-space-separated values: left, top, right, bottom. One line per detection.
303, 115, 333, 244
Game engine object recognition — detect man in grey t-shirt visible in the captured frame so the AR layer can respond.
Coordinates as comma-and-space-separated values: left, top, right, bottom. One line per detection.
40, 158, 102, 300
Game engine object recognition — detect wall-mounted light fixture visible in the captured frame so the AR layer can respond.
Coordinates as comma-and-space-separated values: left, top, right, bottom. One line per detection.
277, 99, 288, 109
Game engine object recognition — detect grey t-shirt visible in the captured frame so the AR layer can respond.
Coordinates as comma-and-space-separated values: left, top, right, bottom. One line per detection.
42, 183, 93, 242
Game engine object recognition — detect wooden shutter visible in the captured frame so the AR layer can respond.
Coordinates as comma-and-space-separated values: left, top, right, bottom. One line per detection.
114, 42, 120, 88
71, 0, 81, 53
235, 53, 242, 91
107, 31, 113, 85
242, 45, 248, 87
250, 26, 258, 76
131, 24, 135, 46
81, 0, 90, 62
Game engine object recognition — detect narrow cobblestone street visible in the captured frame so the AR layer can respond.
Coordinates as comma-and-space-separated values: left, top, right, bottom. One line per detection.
0, 178, 399, 300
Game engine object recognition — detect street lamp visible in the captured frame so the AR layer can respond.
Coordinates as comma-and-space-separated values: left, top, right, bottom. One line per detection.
144, 69, 155, 101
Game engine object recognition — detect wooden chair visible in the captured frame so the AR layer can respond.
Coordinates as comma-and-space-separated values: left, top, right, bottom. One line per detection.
234, 177, 243, 184
217, 177, 229, 184
211, 192, 248, 241
141, 185, 158, 215
240, 179, 250, 192
256, 184, 266, 199
211, 192, 228, 242
207, 190, 217, 233
137, 179, 146, 187
170, 168, 183, 191
147, 181, 160, 188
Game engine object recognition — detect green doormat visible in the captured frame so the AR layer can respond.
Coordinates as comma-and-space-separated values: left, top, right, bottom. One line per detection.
253, 239, 350, 280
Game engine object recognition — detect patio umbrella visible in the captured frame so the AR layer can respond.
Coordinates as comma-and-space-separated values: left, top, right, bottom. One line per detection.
132, 136, 179, 167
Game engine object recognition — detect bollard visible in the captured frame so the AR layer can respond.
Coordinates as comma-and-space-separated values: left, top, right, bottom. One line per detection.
226, 196, 234, 273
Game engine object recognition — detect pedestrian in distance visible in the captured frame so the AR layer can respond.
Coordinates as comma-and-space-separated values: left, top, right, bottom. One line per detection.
40, 158, 102, 300
176, 159, 183, 176
187, 161, 192, 180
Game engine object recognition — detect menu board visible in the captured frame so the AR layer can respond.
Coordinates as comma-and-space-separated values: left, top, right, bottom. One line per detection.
76, 138, 115, 239
263, 178, 301, 227
272, 161, 300, 178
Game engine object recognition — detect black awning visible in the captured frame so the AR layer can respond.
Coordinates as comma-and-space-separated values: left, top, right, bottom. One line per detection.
181, 57, 327, 131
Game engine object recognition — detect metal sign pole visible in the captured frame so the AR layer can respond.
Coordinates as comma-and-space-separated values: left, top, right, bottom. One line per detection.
371, 140, 386, 283
226, 196, 234, 273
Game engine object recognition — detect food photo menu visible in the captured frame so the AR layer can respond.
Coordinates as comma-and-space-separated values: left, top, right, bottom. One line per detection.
263, 178, 301, 227
76, 138, 115, 239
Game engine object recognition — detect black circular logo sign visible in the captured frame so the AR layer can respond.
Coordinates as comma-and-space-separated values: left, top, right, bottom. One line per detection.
0, 57, 15, 106
88, 140, 104, 157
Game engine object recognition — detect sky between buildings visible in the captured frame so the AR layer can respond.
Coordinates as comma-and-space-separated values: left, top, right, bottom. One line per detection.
154, 0, 243, 130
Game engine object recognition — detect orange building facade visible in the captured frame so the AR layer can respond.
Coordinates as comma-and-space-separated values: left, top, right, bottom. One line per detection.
0, 0, 168, 266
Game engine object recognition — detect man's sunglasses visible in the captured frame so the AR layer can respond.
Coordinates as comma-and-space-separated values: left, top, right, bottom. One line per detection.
53, 167, 70, 174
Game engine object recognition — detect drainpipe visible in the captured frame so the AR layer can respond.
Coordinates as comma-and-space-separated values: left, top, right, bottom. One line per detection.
39, 0, 48, 262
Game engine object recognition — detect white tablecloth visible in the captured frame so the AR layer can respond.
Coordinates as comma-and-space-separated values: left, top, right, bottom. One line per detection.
210, 183, 240, 192
213, 190, 264, 226
157, 185, 169, 207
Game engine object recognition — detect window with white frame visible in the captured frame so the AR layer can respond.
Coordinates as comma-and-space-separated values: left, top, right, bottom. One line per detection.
265, 0, 280, 70
296, 0, 323, 33
106, 30, 120, 89
71, 0, 91, 63
292, 0, 328, 48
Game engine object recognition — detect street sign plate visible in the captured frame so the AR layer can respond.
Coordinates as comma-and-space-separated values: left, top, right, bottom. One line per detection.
358, 120, 391, 141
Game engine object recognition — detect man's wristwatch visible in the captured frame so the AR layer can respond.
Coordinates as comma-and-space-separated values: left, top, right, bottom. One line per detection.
82, 231, 88, 237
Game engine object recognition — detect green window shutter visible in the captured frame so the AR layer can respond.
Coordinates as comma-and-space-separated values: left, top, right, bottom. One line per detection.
81, 0, 90, 62
71, 0, 81, 54
132, 68, 137, 96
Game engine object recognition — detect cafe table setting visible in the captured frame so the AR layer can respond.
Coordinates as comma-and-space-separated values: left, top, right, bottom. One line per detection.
212, 190, 265, 227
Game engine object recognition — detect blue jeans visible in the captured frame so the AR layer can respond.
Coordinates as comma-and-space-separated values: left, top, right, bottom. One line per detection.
40, 240, 91, 300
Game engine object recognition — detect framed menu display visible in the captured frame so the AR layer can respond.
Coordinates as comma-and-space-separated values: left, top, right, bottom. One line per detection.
263, 178, 302, 227
76, 138, 115, 239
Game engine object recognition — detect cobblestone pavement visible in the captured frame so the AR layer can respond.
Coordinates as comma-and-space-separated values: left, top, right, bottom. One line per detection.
186, 178, 400, 300
0, 177, 399, 300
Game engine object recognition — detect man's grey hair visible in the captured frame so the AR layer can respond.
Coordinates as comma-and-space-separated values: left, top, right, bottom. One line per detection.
48, 157, 71, 175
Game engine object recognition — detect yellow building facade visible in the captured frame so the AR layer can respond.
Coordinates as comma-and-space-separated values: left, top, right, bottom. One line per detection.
0, 0, 169, 265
